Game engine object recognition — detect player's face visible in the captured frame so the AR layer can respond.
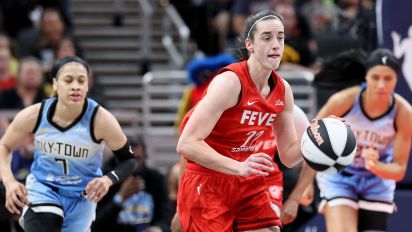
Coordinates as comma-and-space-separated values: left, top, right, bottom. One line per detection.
53, 62, 89, 105
365, 65, 397, 98
246, 19, 285, 70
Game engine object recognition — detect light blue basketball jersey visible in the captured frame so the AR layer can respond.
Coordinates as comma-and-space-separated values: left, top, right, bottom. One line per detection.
31, 98, 105, 192
343, 84, 396, 176
316, 84, 397, 211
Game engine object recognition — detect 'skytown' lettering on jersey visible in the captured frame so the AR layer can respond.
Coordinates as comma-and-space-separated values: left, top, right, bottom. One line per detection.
35, 139, 89, 158
353, 129, 395, 147
240, 110, 277, 126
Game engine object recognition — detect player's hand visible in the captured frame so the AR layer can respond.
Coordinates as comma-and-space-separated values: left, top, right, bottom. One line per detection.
391, 31, 400, 42
119, 175, 144, 200
280, 197, 299, 225
171, 212, 184, 232
300, 184, 314, 206
238, 153, 274, 177
84, 175, 112, 203
362, 144, 379, 170
4, 180, 29, 214
324, 115, 345, 123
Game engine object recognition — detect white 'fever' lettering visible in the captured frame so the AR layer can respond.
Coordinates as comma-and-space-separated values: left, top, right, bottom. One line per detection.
240, 110, 277, 126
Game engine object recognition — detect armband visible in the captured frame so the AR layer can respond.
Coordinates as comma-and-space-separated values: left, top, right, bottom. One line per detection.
113, 140, 134, 161
106, 140, 136, 184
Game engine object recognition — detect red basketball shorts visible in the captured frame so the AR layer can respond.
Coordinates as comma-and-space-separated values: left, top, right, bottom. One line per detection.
177, 163, 281, 232
265, 165, 284, 217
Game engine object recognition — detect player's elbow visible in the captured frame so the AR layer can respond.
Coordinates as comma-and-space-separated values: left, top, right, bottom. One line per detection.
394, 175, 405, 182
176, 139, 189, 157
394, 169, 406, 182
392, 163, 408, 182
279, 153, 302, 168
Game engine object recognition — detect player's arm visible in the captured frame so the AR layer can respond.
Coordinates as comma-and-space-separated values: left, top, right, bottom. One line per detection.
316, 87, 358, 119
0, 104, 40, 213
283, 88, 357, 208
86, 107, 136, 202
272, 81, 302, 168
176, 71, 273, 176
365, 96, 412, 181
280, 105, 312, 224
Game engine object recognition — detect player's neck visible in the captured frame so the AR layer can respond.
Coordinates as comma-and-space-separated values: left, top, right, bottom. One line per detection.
54, 101, 84, 122
362, 90, 392, 116
247, 59, 272, 91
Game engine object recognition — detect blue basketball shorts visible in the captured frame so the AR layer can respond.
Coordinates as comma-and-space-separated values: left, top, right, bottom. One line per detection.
20, 174, 96, 232
316, 171, 396, 214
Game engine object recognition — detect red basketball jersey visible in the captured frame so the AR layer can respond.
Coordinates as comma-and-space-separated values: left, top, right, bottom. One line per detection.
181, 61, 285, 163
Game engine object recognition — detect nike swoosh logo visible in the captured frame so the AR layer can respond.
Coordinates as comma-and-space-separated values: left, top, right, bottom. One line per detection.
247, 101, 258, 105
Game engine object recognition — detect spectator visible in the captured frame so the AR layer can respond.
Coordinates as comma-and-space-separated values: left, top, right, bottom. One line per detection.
275, 3, 317, 70
300, 0, 338, 35
0, 46, 15, 91
18, 8, 81, 73
0, 57, 46, 109
93, 136, 172, 232
166, 162, 180, 216
231, 0, 276, 37
43, 36, 83, 96
0, 0, 34, 38
0, 33, 20, 77
205, 0, 235, 54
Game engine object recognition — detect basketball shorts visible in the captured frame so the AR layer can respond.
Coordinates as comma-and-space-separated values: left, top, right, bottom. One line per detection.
265, 168, 283, 217
316, 171, 396, 214
178, 164, 280, 232
21, 174, 96, 232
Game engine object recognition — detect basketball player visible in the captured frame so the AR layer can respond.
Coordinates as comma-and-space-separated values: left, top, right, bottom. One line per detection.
295, 48, 412, 232
0, 56, 136, 232
170, 105, 310, 232
176, 10, 306, 232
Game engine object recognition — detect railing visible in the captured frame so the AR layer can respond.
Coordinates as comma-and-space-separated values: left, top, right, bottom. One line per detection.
142, 70, 188, 172
161, 3, 190, 68
137, 0, 154, 61
278, 70, 317, 118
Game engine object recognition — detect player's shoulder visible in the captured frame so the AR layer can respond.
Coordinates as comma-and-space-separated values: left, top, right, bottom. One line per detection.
330, 86, 359, 105
394, 94, 412, 109
214, 70, 241, 83
394, 93, 412, 117
10, 103, 42, 131
93, 106, 115, 122
17, 103, 42, 119
320, 86, 359, 117
208, 70, 242, 93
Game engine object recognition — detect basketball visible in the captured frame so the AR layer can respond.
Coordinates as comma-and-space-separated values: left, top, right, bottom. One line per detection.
301, 118, 357, 173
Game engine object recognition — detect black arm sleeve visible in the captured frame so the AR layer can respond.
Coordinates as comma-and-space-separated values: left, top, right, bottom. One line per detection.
106, 141, 137, 184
